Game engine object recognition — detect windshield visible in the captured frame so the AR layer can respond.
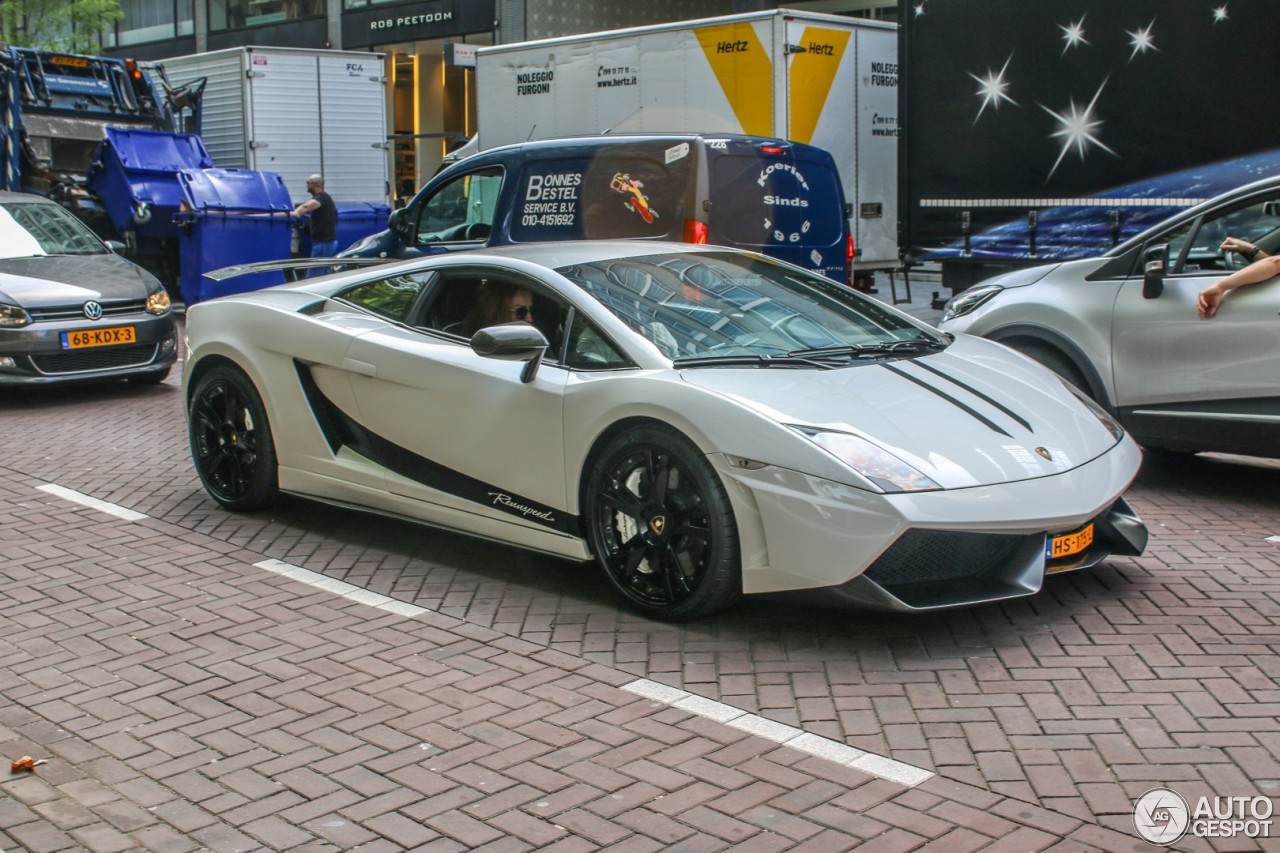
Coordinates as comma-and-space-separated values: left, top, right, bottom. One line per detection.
0, 202, 108, 259
557, 252, 932, 360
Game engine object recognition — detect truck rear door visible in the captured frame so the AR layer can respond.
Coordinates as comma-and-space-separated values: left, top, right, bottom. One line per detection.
705, 139, 848, 283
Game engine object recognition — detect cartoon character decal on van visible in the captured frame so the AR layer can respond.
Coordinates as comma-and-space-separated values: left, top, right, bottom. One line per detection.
611, 173, 660, 224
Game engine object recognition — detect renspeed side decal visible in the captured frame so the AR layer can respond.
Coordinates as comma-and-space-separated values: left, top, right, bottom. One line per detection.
295, 363, 576, 534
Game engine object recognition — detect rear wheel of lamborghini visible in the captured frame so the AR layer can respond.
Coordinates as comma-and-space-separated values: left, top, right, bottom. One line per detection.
585, 424, 740, 621
188, 365, 280, 511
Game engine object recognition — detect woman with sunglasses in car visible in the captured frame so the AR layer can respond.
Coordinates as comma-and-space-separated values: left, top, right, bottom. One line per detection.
461, 280, 535, 335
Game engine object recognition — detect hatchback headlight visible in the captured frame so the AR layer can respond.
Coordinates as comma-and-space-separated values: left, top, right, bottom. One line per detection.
144, 288, 171, 316
0, 302, 31, 328
793, 427, 940, 493
941, 284, 1003, 322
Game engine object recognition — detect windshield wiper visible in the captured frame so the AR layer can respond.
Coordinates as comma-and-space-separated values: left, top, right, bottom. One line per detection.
787, 337, 948, 359
673, 353, 837, 369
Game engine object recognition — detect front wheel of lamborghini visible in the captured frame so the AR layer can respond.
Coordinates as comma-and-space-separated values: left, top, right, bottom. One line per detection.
584, 424, 741, 621
188, 365, 280, 511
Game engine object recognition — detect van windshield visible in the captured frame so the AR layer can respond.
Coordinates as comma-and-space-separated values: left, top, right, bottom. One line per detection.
708, 153, 843, 248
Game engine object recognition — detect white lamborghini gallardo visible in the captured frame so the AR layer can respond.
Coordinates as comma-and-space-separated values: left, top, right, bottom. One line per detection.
183, 242, 1147, 620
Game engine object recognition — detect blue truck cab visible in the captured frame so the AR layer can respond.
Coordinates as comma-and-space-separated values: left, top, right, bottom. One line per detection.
341, 133, 854, 283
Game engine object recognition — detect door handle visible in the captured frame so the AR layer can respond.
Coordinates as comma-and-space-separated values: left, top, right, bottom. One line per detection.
341, 357, 377, 377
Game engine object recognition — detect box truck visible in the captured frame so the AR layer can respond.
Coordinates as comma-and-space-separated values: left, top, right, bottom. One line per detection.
158, 46, 391, 206
473, 9, 899, 278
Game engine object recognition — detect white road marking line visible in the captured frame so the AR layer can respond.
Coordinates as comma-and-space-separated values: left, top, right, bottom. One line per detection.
37, 484, 148, 522
254, 559, 431, 619
623, 678, 934, 788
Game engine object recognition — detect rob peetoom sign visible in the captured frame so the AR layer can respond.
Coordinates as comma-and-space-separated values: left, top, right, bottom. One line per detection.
342, 0, 493, 50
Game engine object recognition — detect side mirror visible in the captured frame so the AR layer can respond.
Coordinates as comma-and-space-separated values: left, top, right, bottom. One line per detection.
471, 324, 550, 383
388, 207, 410, 238
1141, 244, 1167, 299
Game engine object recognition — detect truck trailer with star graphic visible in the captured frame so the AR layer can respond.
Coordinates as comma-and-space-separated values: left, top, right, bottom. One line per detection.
901, 0, 1280, 291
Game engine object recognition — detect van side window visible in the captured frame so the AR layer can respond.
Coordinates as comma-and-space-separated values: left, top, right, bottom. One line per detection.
508, 154, 690, 243
414, 167, 503, 244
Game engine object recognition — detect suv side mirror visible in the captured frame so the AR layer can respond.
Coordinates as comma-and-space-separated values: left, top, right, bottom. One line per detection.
1142, 244, 1167, 299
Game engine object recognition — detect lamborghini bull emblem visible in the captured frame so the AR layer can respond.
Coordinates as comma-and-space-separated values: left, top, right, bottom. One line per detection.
649, 515, 667, 536
1035, 447, 1053, 461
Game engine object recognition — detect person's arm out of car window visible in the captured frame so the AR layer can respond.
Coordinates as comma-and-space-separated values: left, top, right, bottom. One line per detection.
1199, 254, 1280, 319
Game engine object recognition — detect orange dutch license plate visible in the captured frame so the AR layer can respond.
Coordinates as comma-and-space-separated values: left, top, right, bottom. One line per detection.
1046, 523, 1094, 567
61, 326, 136, 349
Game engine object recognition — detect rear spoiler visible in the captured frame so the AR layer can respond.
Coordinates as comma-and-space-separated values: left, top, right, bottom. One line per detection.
202, 257, 395, 282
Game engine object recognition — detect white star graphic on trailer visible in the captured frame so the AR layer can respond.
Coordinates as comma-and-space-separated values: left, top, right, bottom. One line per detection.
1212, 5, 1228, 23
1059, 15, 1089, 54
914, 3, 925, 17
1126, 19, 1158, 61
969, 54, 1018, 123
1040, 78, 1117, 180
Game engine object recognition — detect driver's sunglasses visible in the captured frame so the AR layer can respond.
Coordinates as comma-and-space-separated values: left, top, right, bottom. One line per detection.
510, 305, 532, 320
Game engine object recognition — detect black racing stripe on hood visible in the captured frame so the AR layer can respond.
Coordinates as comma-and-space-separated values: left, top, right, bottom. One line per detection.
880, 362, 1013, 438
911, 360, 1033, 433
294, 362, 576, 534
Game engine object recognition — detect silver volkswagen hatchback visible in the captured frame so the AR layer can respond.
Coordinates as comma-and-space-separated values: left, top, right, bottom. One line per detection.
940, 175, 1280, 459
0, 192, 178, 386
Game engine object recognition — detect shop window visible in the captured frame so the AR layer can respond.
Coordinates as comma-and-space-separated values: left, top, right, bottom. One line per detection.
105, 0, 192, 46
210, 0, 322, 30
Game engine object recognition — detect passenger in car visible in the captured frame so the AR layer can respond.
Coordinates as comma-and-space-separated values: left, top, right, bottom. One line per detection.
1198, 243, 1280, 319
460, 280, 535, 335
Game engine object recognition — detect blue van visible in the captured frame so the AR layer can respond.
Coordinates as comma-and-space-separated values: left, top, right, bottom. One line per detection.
341, 134, 854, 283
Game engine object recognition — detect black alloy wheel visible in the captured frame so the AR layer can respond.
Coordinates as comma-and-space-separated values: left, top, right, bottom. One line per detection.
585, 424, 740, 620
188, 365, 280, 511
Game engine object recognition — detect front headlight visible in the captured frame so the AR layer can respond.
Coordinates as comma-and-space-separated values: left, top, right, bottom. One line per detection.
144, 288, 172, 316
0, 302, 32, 328
1062, 380, 1125, 442
941, 284, 1003, 322
794, 427, 940, 493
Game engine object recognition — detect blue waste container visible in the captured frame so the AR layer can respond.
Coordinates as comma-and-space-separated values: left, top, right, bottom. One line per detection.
87, 127, 215, 241
297, 201, 393, 256
173, 168, 295, 305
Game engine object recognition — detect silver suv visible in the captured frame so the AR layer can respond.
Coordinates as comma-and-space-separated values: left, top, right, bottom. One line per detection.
939, 176, 1280, 459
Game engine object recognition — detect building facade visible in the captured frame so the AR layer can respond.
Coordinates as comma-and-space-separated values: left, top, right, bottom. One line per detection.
101, 0, 893, 194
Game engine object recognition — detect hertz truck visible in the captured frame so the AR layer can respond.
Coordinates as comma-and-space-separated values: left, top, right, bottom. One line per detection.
474, 9, 899, 280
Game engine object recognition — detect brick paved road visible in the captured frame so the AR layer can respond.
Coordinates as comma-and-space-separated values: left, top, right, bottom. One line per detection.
2, 298, 1278, 850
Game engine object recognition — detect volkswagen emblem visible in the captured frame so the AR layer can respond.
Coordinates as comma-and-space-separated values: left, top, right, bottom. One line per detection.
83, 301, 104, 320
1035, 447, 1053, 461
649, 516, 667, 536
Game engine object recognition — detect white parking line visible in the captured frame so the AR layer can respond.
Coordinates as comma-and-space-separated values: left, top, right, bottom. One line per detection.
37, 484, 148, 522
254, 559, 431, 619
623, 678, 934, 788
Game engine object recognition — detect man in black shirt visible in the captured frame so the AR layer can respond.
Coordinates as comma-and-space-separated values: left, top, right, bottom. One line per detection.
293, 173, 338, 277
